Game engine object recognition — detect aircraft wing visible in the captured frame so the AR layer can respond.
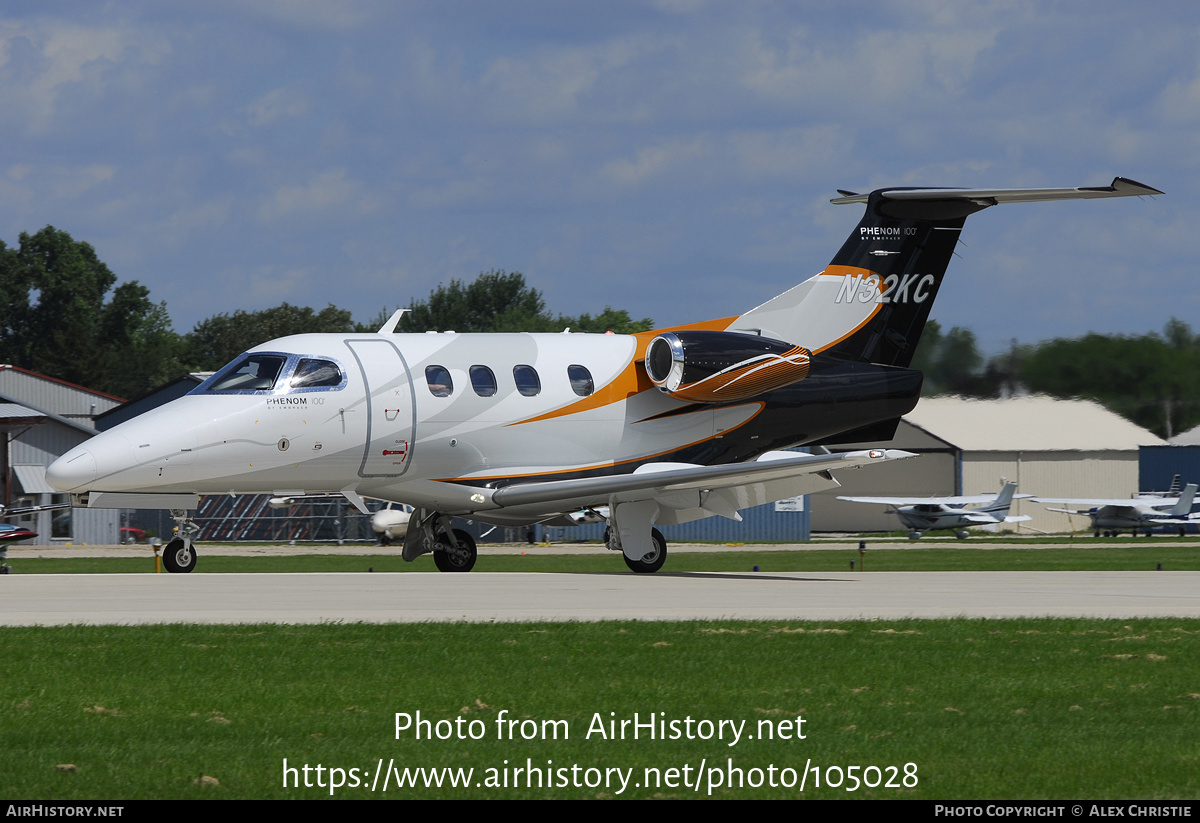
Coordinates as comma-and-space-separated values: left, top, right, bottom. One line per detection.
1035, 498, 1155, 508
488, 449, 915, 524
838, 493, 1030, 506
1, 502, 70, 518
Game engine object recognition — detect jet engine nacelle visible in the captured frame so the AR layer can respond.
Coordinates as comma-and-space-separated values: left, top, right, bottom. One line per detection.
643, 331, 811, 403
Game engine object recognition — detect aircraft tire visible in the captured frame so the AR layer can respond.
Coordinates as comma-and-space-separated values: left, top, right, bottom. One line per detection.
623, 528, 667, 574
434, 528, 477, 573
162, 538, 197, 574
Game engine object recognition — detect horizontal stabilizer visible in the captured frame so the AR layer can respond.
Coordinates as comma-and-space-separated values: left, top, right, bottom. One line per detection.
831, 177, 1162, 206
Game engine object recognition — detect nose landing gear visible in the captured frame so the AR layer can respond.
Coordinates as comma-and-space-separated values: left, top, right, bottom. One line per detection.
162, 509, 200, 573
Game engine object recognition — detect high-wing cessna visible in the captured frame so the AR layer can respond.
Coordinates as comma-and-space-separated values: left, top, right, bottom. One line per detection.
45, 178, 1160, 573
838, 481, 1031, 539
1035, 483, 1198, 537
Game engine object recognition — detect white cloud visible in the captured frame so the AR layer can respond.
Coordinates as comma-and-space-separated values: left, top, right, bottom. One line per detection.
243, 86, 309, 127
258, 169, 379, 221
0, 18, 169, 132
600, 137, 710, 186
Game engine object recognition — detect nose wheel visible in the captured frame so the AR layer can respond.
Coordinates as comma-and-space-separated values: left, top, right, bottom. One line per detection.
162, 536, 197, 573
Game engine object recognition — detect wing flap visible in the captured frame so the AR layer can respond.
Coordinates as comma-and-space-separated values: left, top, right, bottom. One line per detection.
489, 449, 915, 517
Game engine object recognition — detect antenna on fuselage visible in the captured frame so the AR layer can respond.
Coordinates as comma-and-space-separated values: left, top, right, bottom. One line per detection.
378, 308, 410, 334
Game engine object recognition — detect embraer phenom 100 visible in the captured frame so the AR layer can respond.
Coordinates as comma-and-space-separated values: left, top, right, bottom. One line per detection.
46, 178, 1161, 574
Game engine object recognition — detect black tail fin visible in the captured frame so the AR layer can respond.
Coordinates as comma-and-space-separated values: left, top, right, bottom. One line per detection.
819, 191, 987, 367
728, 178, 1160, 367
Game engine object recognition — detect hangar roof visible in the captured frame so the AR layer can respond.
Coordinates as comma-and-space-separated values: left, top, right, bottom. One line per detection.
905, 396, 1164, 452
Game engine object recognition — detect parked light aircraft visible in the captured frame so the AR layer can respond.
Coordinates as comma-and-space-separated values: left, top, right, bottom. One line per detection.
267, 495, 411, 544
0, 501, 68, 573
1035, 483, 1198, 537
45, 178, 1160, 574
838, 481, 1031, 539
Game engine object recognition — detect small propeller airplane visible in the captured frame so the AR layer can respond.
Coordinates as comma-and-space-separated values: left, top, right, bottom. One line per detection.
838, 481, 1031, 539
1035, 483, 1198, 537
45, 177, 1160, 573
0, 500, 70, 573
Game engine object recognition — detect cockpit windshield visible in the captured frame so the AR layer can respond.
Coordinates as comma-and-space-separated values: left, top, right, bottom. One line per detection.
200, 353, 347, 394
206, 354, 287, 392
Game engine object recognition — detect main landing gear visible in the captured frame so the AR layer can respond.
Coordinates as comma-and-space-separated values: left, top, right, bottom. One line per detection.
403, 510, 478, 572
433, 528, 477, 573
605, 526, 669, 574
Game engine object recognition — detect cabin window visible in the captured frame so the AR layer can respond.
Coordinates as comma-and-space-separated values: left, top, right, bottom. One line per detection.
290, 358, 343, 389
568, 364, 594, 397
513, 364, 540, 397
470, 365, 498, 397
207, 354, 287, 392
425, 365, 453, 397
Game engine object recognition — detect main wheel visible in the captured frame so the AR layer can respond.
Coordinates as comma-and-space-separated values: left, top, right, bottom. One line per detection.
162, 538, 197, 574
433, 528, 477, 572
623, 528, 667, 574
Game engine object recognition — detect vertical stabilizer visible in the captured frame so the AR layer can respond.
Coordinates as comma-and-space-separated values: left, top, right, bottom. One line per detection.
986, 481, 1019, 517
1169, 483, 1197, 517
729, 178, 1162, 367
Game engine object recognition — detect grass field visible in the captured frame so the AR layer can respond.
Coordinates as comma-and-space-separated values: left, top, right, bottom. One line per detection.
4, 618, 1199, 799
8, 543, 1200, 574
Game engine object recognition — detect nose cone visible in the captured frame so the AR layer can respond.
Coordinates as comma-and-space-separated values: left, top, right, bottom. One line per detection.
47, 447, 97, 492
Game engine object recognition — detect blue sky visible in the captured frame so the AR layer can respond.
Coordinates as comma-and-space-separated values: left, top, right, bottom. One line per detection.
0, 1, 1193, 354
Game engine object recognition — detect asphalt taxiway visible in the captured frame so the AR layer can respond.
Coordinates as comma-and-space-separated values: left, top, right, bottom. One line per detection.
3, 570, 1199, 625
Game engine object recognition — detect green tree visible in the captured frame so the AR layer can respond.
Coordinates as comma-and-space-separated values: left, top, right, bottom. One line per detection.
0, 226, 183, 398
382, 270, 654, 334
558, 307, 654, 335
186, 303, 355, 371
1018, 321, 1200, 438
910, 320, 986, 395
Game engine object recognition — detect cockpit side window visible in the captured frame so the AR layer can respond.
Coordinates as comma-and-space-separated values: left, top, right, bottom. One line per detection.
426, 365, 453, 397
207, 355, 287, 392
290, 358, 343, 389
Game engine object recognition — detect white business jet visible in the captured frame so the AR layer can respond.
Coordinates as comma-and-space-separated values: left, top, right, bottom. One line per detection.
1036, 483, 1198, 537
838, 481, 1031, 539
46, 178, 1160, 573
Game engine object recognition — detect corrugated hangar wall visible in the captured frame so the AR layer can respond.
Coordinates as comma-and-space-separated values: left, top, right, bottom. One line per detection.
808, 421, 958, 533
962, 451, 1141, 534
810, 450, 957, 532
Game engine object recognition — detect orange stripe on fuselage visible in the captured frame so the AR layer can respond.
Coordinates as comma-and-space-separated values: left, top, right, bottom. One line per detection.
508, 316, 739, 426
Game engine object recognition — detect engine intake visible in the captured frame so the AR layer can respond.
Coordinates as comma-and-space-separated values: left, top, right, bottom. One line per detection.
644, 331, 811, 403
